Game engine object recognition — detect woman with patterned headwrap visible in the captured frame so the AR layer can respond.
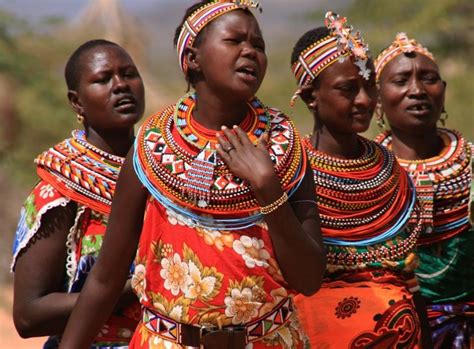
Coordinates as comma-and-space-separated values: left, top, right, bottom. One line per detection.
11, 39, 145, 348
375, 33, 473, 349
290, 13, 431, 349
59, 1, 326, 349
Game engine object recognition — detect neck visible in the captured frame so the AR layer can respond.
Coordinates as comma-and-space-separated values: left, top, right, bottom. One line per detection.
311, 125, 361, 159
85, 127, 135, 157
192, 88, 249, 130
389, 126, 442, 160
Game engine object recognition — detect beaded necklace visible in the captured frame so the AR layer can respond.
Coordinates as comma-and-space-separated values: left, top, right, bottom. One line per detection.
134, 95, 306, 230
303, 135, 418, 246
375, 129, 473, 244
35, 130, 123, 214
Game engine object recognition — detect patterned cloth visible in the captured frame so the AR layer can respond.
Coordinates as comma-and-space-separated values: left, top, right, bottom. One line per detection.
376, 129, 474, 349
12, 131, 140, 348
295, 136, 423, 348
129, 98, 307, 348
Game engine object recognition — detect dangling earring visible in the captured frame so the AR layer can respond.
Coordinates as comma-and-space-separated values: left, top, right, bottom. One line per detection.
76, 114, 85, 124
375, 103, 386, 131
439, 108, 448, 127
290, 88, 302, 108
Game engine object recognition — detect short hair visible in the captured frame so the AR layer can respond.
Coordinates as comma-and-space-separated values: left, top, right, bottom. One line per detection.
65, 39, 121, 90
290, 27, 330, 66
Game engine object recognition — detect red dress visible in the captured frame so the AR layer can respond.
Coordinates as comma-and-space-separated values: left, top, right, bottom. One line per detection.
12, 130, 140, 348
129, 94, 308, 348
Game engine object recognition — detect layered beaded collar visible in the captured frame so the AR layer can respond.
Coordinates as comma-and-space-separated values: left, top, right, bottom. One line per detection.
134, 95, 306, 230
303, 135, 420, 247
375, 129, 472, 244
35, 130, 124, 214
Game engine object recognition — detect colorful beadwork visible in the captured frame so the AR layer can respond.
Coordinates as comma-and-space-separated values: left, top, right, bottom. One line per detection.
302, 135, 423, 272
292, 11, 371, 88
134, 95, 306, 230
375, 32, 435, 81
35, 130, 123, 215
176, 0, 261, 74
375, 129, 472, 244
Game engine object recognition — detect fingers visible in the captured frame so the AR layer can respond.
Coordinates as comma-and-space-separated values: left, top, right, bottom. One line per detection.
216, 130, 234, 153
257, 132, 268, 151
215, 143, 232, 164
221, 126, 242, 151
232, 125, 253, 146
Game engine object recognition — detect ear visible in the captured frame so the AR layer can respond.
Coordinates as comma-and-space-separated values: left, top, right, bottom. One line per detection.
299, 84, 318, 112
184, 46, 200, 74
68, 90, 83, 115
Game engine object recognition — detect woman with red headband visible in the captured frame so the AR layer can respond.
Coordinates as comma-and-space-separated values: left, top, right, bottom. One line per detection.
290, 13, 430, 348
375, 33, 473, 349
59, 1, 325, 348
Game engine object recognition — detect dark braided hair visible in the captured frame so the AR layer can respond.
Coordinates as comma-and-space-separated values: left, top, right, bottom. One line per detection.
65, 39, 121, 91
290, 27, 330, 66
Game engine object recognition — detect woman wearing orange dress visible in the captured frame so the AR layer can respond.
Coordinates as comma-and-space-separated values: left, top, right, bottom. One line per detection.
290, 13, 429, 348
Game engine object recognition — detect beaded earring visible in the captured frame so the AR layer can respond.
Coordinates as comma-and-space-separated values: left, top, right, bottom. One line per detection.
375, 103, 386, 131
439, 108, 448, 127
76, 114, 85, 124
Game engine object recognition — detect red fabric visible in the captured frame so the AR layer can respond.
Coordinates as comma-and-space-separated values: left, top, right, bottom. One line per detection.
129, 198, 305, 348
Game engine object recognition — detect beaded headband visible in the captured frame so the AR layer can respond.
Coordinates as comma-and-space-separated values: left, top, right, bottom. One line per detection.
176, 0, 261, 75
292, 11, 371, 89
375, 32, 435, 81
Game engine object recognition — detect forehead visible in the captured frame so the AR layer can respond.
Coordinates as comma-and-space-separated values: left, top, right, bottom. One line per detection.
80, 45, 132, 71
205, 10, 262, 37
319, 57, 373, 83
383, 52, 439, 77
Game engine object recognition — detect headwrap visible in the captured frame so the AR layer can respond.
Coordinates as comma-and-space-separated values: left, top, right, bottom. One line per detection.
176, 0, 261, 75
375, 32, 435, 81
291, 11, 370, 90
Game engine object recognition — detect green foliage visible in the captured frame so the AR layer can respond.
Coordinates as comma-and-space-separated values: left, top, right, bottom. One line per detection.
0, 10, 74, 186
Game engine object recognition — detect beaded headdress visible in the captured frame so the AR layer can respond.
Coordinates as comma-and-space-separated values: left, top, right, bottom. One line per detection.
292, 11, 371, 90
176, 0, 261, 75
375, 32, 435, 81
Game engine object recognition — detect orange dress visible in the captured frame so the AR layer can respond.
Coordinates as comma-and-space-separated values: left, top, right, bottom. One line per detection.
295, 136, 423, 348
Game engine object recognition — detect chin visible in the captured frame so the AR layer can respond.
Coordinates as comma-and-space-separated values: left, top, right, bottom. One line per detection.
353, 122, 371, 134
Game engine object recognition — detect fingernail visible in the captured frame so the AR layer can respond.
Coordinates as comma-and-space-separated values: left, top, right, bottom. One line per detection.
233, 125, 238, 129
221, 126, 227, 130
216, 131, 222, 137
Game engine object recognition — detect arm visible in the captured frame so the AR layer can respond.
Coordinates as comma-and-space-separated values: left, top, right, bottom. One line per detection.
217, 126, 326, 295
59, 149, 147, 348
13, 202, 77, 337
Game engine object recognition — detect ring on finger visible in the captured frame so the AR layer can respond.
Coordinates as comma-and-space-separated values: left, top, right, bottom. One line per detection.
224, 145, 235, 153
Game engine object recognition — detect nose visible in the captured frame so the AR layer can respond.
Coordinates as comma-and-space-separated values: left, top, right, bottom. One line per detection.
112, 74, 129, 93
407, 77, 426, 98
354, 86, 374, 109
241, 41, 257, 59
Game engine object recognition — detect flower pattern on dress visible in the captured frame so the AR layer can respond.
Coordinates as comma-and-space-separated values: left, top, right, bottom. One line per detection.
160, 253, 191, 296
185, 260, 217, 300
132, 264, 148, 302
233, 235, 271, 268
225, 287, 260, 324
39, 183, 55, 199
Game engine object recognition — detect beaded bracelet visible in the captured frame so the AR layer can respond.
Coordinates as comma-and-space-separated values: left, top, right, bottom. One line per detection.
260, 192, 288, 215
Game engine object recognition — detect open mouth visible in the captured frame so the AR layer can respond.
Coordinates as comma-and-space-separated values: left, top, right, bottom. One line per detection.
115, 97, 135, 108
406, 103, 431, 112
236, 66, 257, 79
